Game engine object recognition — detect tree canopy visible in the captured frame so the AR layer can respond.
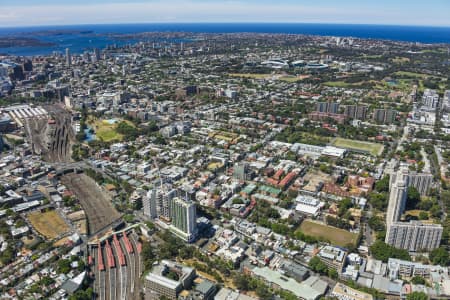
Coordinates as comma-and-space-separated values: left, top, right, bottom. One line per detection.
429, 247, 450, 266
370, 241, 411, 262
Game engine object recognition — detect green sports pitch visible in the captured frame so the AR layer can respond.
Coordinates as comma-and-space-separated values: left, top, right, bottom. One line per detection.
331, 138, 384, 156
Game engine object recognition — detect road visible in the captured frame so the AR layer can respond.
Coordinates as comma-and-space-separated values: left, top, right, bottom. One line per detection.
52, 160, 118, 182
396, 125, 409, 152
420, 147, 431, 173
434, 145, 448, 222
363, 205, 374, 247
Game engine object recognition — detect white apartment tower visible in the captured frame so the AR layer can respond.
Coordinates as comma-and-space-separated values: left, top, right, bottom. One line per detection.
169, 197, 197, 243
385, 167, 442, 251
143, 187, 177, 221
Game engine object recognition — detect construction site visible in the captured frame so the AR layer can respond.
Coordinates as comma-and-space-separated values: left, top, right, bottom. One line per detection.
61, 173, 121, 235
90, 228, 142, 300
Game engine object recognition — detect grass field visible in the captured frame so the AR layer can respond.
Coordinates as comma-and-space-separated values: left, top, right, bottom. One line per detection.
93, 119, 123, 142
229, 73, 310, 83
393, 71, 431, 79
28, 210, 70, 240
332, 137, 384, 156
299, 220, 358, 247
323, 81, 353, 88
89, 118, 135, 142
278, 75, 310, 82
322, 80, 372, 88
359, 54, 383, 59
229, 73, 270, 79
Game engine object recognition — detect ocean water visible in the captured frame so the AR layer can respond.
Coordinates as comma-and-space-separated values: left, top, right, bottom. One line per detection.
0, 23, 449, 56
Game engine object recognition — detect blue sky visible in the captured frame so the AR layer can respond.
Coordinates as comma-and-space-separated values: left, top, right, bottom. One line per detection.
0, 0, 449, 27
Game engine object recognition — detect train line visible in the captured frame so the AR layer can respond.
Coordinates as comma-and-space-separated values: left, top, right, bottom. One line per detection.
89, 230, 141, 300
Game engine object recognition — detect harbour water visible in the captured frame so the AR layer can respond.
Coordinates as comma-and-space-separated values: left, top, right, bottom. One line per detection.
1, 23, 449, 56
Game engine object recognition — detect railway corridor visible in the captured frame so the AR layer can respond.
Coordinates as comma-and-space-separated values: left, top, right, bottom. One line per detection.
90, 230, 141, 300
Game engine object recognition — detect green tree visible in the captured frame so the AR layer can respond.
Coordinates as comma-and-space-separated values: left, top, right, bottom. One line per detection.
430, 205, 442, 218
370, 241, 411, 262
429, 247, 450, 266
339, 198, 354, 217
418, 211, 428, 220
233, 274, 250, 290
141, 242, 155, 271
58, 259, 71, 274
411, 276, 425, 285
375, 175, 390, 192
255, 285, 272, 300
406, 291, 428, 300
68, 288, 94, 300
368, 216, 386, 231
328, 268, 338, 279
368, 192, 388, 210
406, 187, 421, 210
40, 276, 55, 286
309, 256, 328, 274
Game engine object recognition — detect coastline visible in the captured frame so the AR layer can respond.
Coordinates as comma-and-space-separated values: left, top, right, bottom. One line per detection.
1, 23, 450, 56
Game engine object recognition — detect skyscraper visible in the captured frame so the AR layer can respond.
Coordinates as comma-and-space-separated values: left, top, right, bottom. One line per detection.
66, 48, 71, 66
169, 197, 197, 242
233, 162, 250, 181
143, 189, 158, 219
94, 48, 101, 61
143, 186, 177, 221
385, 172, 408, 229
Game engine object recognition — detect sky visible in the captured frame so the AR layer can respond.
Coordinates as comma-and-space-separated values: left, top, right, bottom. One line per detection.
0, 0, 449, 28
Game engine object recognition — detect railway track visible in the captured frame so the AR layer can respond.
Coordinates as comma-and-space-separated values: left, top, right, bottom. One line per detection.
61, 173, 120, 235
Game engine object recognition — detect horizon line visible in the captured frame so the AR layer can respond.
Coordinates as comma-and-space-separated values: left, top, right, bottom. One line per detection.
1, 21, 450, 30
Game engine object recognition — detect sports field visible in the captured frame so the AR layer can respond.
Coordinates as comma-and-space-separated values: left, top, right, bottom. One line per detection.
299, 220, 358, 247
393, 71, 431, 79
229, 73, 270, 79
331, 138, 384, 156
28, 210, 71, 240
278, 75, 310, 82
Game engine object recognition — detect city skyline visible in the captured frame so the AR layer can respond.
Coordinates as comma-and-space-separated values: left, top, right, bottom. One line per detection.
1, 0, 450, 27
